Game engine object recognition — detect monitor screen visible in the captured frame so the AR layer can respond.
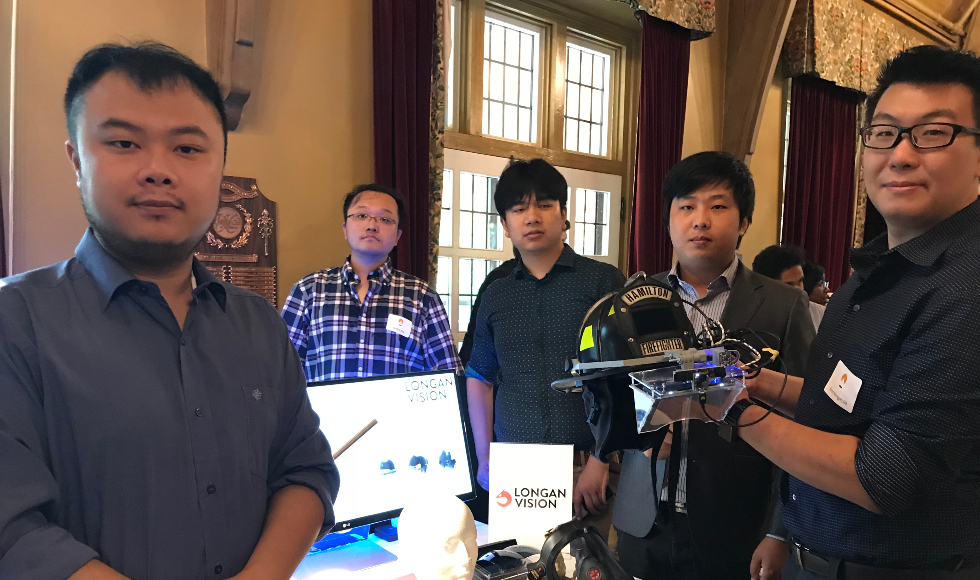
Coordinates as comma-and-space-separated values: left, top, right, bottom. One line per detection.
307, 370, 476, 530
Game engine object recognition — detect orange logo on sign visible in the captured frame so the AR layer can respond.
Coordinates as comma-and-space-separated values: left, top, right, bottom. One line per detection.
496, 490, 512, 507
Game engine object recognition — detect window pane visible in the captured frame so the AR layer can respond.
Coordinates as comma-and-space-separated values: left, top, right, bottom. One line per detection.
489, 100, 503, 136
504, 66, 519, 104
581, 53, 593, 86
518, 108, 531, 142
474, 214, 488, 249
564, 42, 612, 156
474, 177, 487, 212
458, 296, 472, 333
580, 85, 592, 122
490, 62, 505, 101
573, 188, 611, 256
436, 256, 452, 323
460, 172, 504, 250
460, 173, 472, 211
519, 69, 532, 107
459, 211, 473, 248
490, 23, 505, 62
567, 46, 580, 83
457, 258, 502, 332
440, 168, 453, 248
520, 33, 533, 69
504, 104, 518, 140
505, 28, 520, 66
483, 61, 490, 99
566, 82, 579, 119
484, 15, 539, 143
565, 119, 578, 151
592, 88, 604, 123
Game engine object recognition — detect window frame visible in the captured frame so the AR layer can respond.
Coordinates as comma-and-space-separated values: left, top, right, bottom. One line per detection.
446, 0, 638, 177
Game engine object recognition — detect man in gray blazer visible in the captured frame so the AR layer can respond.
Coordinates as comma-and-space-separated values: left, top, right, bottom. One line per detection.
614, 152, 815, 580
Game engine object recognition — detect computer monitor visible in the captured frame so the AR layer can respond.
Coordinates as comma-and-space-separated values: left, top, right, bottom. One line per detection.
295, 370, 476, 574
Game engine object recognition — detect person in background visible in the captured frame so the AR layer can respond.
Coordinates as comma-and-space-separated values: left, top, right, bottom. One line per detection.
802, 261, 829, 329
465, 159, 626, 539
802, 261, 830, 306
752, 245, 824, 330
751, 245, 806, 290
282, 183, 462, 382
614, 152, 815, 580
0, 42, 339, 580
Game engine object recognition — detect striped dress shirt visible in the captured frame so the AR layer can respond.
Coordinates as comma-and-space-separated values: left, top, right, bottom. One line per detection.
661, 257, 740, 507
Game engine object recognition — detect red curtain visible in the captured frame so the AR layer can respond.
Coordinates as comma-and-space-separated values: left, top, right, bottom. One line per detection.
782, 75, 862, 290
628, 14, 691, 276
372, 0, 436, 281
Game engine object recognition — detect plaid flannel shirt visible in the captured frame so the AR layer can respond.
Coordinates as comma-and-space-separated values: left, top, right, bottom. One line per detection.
282, 258, 462, 382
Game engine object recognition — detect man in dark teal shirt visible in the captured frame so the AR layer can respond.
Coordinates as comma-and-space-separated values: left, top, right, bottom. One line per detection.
0, 42, 338, 580
465, 159, 625, 528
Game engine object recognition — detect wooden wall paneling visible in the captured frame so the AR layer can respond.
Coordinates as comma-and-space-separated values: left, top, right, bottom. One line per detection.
723, 0, 796, 163
205, 0, 255, 130
466, 0, 487, 135
550, 23, 568, 151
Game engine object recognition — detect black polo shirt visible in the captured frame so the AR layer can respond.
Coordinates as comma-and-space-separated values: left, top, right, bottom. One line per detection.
465, 245, 626, 450
783, 199, 980, 568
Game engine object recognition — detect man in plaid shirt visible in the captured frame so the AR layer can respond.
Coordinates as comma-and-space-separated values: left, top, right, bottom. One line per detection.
282, 184, 462, 381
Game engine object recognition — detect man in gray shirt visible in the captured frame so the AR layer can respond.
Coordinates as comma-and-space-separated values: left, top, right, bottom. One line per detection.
0, 43, 339, 580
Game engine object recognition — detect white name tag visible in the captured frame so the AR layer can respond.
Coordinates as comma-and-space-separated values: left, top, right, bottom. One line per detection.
386, 314, 413, 338
823, 360, 862, 413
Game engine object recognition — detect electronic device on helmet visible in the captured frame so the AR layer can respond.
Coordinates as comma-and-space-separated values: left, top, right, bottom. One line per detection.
554, 273, 778, 459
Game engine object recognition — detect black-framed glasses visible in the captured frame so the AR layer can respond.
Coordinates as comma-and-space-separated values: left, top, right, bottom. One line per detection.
346, 213, 398, 227
860, 123, 980, 149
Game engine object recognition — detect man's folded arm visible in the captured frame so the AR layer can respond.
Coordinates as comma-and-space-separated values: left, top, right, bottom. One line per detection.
0, 288, 100, 579
266, 325, 340, 539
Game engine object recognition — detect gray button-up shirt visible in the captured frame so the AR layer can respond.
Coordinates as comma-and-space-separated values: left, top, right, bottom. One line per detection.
0, 229, 340, 580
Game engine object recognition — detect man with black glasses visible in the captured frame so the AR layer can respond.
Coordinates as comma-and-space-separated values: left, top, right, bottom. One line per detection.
282, 184, 461, 381
735, 45, 980, 578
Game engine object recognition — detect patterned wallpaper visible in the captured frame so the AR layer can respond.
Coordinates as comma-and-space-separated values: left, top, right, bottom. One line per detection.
610, 0, 716, 38
783, 0, 931, 94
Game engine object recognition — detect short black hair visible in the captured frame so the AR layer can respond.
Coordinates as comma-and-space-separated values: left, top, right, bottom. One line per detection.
662, 151, 755, 227
867, 45, 980, 131
65, 42, 228, 157
494, 158, 568, 217
802, 261, 826, 294
752, 245, 806, 281
343, 183, 406, 226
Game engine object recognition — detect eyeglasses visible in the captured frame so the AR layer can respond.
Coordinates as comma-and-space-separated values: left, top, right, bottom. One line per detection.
860, 123, 980, 149
346, 213, 398, 227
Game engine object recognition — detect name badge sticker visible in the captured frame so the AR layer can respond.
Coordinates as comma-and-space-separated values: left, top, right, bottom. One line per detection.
823, 360, 863, 413
386, 314, 413, 338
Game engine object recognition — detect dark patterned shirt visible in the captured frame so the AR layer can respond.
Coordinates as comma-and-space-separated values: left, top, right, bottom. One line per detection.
282, 258, 461, 382
783, 200, 980, 568
465, 245, 626, 449
0, 229, 339, 580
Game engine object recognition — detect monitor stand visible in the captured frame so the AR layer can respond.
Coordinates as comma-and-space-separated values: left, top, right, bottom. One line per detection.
292, 524, 398, 577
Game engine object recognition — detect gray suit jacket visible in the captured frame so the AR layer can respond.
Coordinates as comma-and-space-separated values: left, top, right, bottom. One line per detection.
613, 264, 815, 560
